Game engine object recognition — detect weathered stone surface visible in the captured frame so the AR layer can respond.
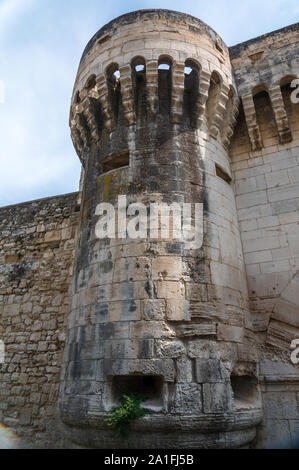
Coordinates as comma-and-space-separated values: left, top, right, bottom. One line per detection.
0, 8, 298, 450
203, 383, 233, 413
195, 359, 230, 384
170, 384, 202, 415
166, 299, 190, 322
0, 193, 79, 448
142, 299, 166, 320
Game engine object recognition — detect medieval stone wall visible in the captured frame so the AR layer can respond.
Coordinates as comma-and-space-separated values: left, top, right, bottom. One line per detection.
0, 10, 298, 449
0, 193, 79, 448
229, 24, 299, 449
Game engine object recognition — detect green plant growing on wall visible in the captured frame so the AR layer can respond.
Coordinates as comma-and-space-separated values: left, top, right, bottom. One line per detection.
106, 393, 151, 437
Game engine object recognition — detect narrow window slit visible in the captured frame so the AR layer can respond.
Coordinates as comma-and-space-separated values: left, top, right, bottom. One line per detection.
101, 151, 129, 174
158, 57, 172, 117
106, 64, 121, 127
131, 57, 147, 121
215, 164, 232, 184
253, 89, 279, 145
183, 60, 200, 127
75, 91, 81, 104
85, 75, 96, 91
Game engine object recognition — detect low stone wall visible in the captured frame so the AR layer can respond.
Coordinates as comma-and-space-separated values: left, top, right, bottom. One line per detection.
0, 193, 79, 448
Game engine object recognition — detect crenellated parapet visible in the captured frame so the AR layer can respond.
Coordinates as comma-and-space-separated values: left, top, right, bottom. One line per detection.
70, 59, 239, 162
240, 84, 294, 151
230, 23, 299, 151
69, 10, 240, 165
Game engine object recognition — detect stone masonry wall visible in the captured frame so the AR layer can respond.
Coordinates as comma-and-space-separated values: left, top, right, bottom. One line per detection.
0, 13, 298, 449
229, 24, 299, 353
229, 24, 299, 449
0, 193, 79, 448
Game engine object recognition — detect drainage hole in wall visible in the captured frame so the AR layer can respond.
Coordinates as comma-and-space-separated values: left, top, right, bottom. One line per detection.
111, 375, 164, 408
231, 375, 259, 409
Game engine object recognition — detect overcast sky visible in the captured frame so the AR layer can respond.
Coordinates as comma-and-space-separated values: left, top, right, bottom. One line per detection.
0, 0, 298, 207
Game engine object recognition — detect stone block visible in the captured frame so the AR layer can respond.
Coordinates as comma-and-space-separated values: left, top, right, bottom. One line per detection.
109, 300, 141, 322
195, 359, 230, 383
44, 231, 61, 243
176, 356, 193, 383
203, 383, 233, 413
170, 384, 202, 415
142, 299, 166, 320
218, 324, 243, 343
166, 299, 190, 322
186, 283, 208, 302
19, 409, 32, 426
155, 281, 185, 299
155, 339, 186, 358
103, 339, 139, 360
130, 321, 175, 340
152, 256, 183, 280
236, 191, 267, 209
102, 358, 175, 382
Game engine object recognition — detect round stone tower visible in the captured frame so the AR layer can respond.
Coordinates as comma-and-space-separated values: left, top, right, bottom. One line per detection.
59, 9, 262, 448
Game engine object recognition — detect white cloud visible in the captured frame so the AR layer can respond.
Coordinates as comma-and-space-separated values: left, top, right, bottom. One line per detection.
0, 0, 82, 206
0, 0, 36, 37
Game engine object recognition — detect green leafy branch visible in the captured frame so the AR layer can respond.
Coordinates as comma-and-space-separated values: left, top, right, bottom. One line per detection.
106, 393, 152, 437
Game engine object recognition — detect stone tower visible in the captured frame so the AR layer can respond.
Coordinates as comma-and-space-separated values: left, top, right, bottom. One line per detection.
59, 10, 262, 448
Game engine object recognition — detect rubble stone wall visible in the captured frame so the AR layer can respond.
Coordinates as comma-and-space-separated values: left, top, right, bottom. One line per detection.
0, 193, 79, 448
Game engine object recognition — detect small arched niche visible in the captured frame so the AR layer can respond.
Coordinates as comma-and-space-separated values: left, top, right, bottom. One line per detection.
206, 71, 222, 131
158, 55, 173, 117
183, 59, 200, 127
75, 90, 81, 104
252, 85, 279, 146
106, 63, 121, 126
131, 56, 147, 121
85, 74, 96, 91
231, 375, 259, 410
229, 101, 251, 157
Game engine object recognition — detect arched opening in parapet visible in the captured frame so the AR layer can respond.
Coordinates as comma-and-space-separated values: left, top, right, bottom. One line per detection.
206, 71, 222, 134
111, 375, 164, 409
100, 150, 130, 175
85, 74, 96, 91
280, 75, 299, 135
75, 90, 81, 104
106, 63, 121, 127
228, 101, 251, 157
183, 59, 200, 128
131, 56, 147, 122
253, 86, 279, 146
231, 375, 259, 409
158, 56, 172, 118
